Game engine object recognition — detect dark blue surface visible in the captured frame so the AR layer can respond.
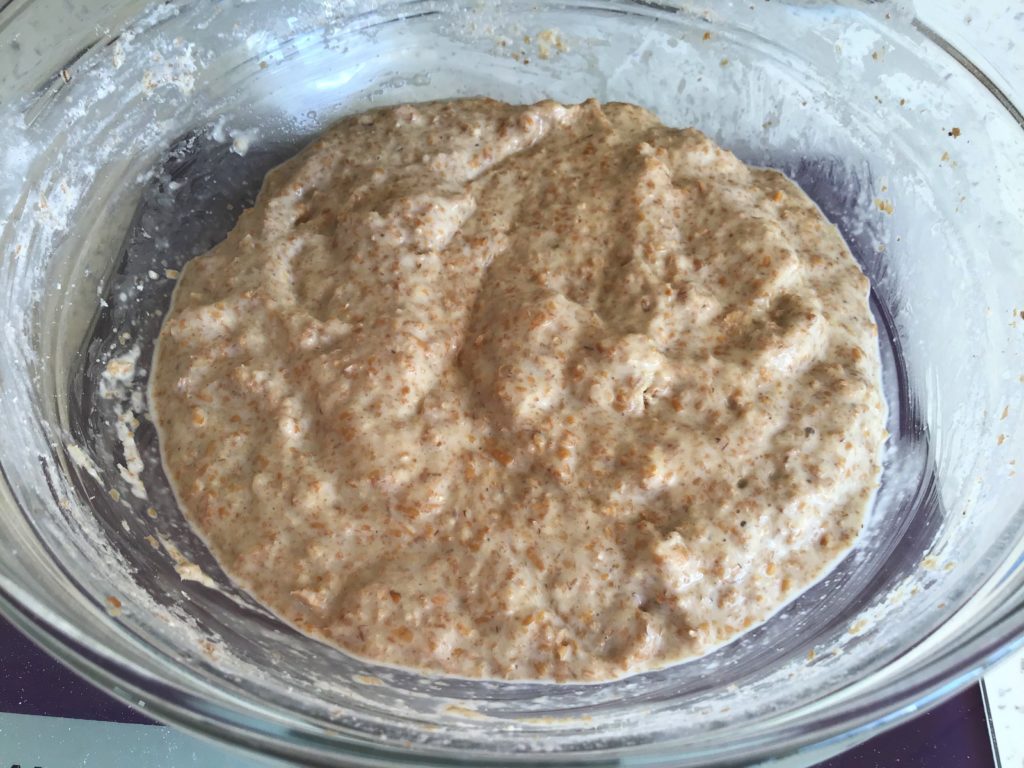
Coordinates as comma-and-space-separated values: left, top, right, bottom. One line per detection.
0, 614, 152, 725
818, 685, 994, 768
0, 614, 995, 766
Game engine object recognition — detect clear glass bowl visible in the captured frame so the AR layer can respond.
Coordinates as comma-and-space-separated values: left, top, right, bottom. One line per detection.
1, 0, 1023, 765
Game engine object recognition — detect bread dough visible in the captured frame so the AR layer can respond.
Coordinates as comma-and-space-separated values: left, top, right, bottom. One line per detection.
150, 98, 886, 681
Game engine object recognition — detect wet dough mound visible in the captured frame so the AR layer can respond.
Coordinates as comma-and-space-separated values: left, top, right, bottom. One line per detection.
152, 98, 886, 681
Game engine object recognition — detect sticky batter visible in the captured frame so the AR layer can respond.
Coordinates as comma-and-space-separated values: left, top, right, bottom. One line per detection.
150, 98, 886, 681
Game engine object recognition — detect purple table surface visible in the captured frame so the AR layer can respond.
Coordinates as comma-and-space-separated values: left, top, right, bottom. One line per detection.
0, 614, 995, 767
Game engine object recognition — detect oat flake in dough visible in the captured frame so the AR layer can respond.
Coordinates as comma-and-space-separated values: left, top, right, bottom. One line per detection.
151, 98, 887, 682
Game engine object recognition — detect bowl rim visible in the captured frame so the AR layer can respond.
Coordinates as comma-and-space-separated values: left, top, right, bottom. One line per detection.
3, 578, 1024, 767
